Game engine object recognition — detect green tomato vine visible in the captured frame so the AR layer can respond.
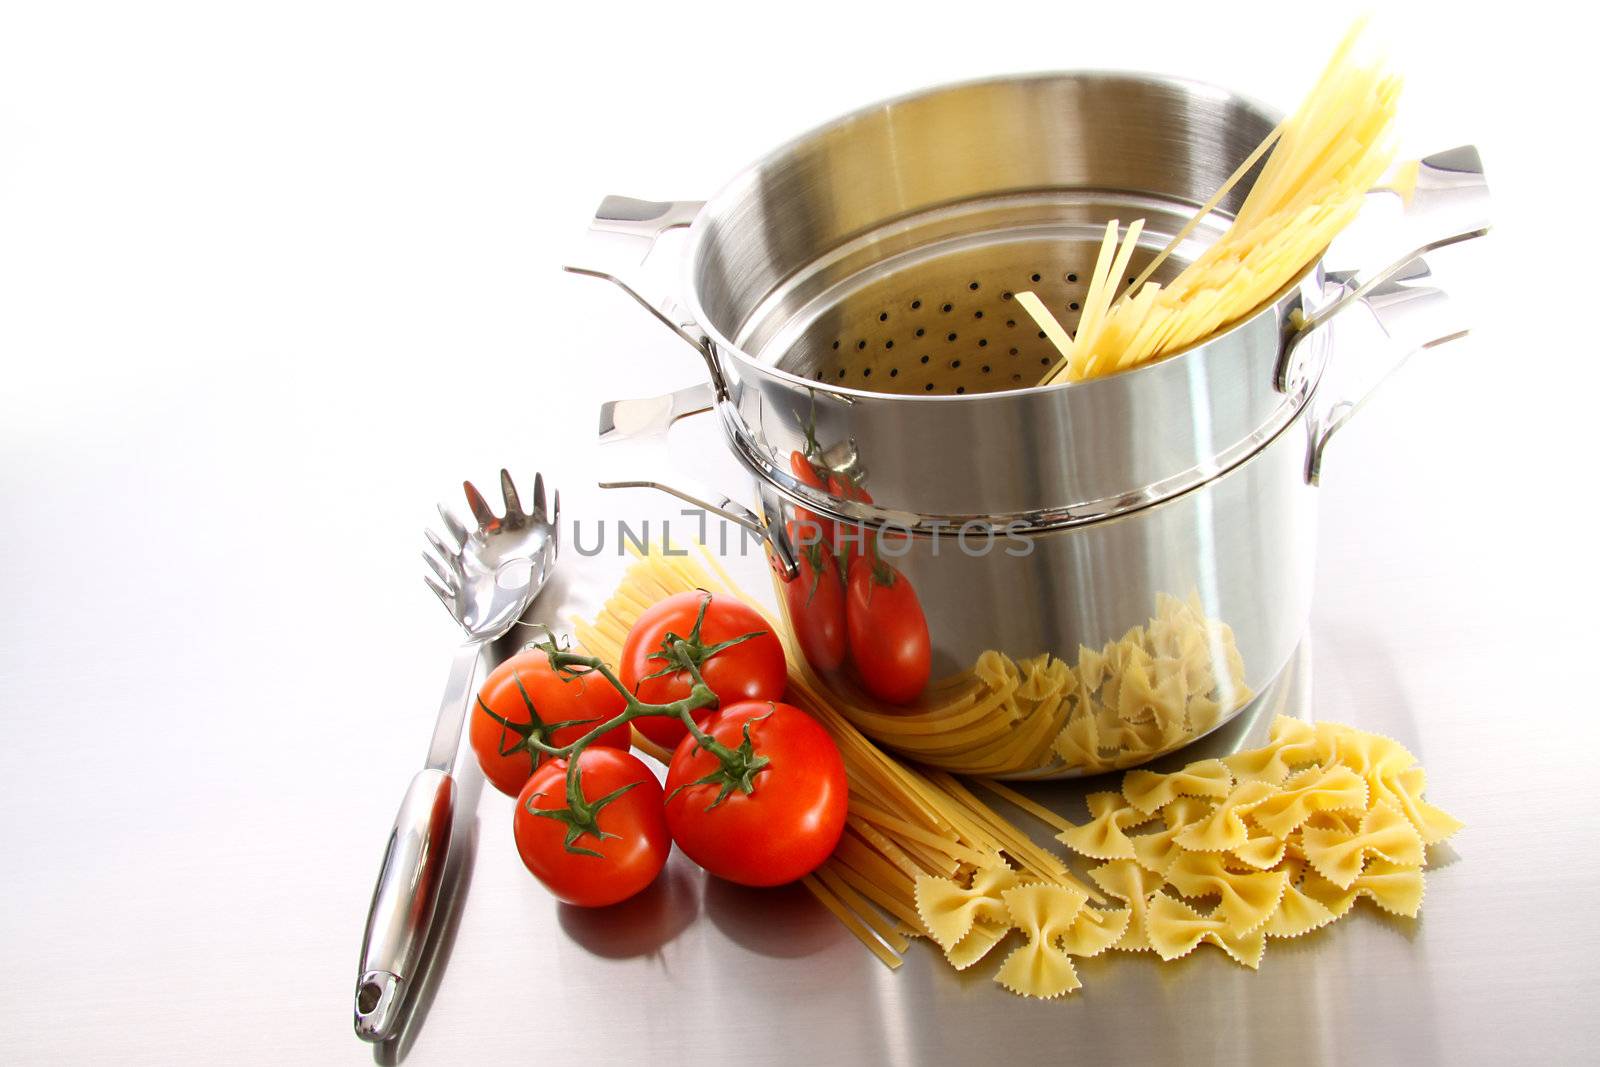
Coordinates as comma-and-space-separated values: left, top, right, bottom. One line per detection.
494, 592, 772, 855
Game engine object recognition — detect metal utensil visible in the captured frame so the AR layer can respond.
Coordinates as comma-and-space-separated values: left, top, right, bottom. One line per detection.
353, 470, 560, 1043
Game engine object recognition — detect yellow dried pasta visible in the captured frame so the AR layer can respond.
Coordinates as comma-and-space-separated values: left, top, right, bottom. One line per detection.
1173, 779, 1279, 852
1024, 22, 1400, 385
1302, 858, 1426, 919
1264, 882, 1340, 939
1250, 765, 1369, 838
1088, 859, 1168, 953
1372, 766, 1464, 846
1044, 715, 1458, 992
914, 866, 1017, 957
1054, 791, 1153, 860
995, 884, 1090, 999
1059, 904, 1132, 958
580, 547, 1459, 1001
1123, 759, 1235, 814
1146, 894, 1268, 969
1164, 852, 1289, 936
1300, 801, 1424, 889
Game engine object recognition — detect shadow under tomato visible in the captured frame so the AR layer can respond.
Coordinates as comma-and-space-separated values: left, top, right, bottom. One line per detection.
700, 875, 840, 960
555, 854, 702, 959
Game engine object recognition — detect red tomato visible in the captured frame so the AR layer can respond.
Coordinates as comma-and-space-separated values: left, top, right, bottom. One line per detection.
664, 701, 848, 887
790, 451, 834, 549
846, 558, 931, 705
780, 523, 846, 673
620, 591, 786, 750
513, 747, 670, 907
825, 472, 875, 563
471, 648, 631, 796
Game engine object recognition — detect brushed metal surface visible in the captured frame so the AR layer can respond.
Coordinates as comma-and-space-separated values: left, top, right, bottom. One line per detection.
1, 8, 1592, 1064
2, 276, 1593, 1065
392, 391, 1595, 1065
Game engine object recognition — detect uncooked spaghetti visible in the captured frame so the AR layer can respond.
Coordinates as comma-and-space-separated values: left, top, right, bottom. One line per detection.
1023, 20, 1400, 382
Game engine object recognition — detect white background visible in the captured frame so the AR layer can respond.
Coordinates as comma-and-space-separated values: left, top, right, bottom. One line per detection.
2, 2, 1596, 1063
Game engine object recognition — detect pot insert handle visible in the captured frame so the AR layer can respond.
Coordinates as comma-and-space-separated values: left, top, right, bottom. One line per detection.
1304, 255, 1468, 485
599, 382, 717, 444
564, 196, 723, 388
596, 382, 801, 581
1277, 146, 1490, 393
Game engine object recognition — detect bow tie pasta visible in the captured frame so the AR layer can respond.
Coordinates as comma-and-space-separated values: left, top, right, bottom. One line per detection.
911, 716, 1458, 1000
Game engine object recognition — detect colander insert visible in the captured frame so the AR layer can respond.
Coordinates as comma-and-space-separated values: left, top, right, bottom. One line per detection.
653, 73, 1310, 520
737, 195, 1225, 397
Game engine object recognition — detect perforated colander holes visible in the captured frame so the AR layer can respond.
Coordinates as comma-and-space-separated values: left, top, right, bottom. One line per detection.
817, 263, 1090, 394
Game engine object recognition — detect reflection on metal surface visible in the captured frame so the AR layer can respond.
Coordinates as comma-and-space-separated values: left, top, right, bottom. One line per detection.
754, 396, 1317, 779
786, 592, 1253, 777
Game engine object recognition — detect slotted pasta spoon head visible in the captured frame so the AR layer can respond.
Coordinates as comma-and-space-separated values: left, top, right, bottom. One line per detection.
421, 469, 560, 643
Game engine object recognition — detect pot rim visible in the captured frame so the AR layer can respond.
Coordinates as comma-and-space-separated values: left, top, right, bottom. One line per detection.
718, 364, 1321, 534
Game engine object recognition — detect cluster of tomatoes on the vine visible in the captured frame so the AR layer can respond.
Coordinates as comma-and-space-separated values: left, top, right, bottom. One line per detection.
470, 591, 848, 907
783, 449, 932, 705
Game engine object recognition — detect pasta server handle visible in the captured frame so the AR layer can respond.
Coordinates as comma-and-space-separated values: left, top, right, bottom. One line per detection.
353, 765, 455, 1041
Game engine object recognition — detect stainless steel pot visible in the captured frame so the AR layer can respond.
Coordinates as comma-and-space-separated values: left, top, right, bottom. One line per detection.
567, 72, 1489, 779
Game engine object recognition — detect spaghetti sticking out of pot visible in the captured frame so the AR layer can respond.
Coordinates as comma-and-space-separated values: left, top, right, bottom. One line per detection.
1020, 19, 1401, 383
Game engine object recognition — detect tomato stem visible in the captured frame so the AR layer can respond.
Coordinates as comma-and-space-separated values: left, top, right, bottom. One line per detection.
665, 709, 772, 810
474, 668, 600, 772
636, 591, 767, 687
801, 415, 823, 460
518, 629, 774, 853
525, 764, 641, 859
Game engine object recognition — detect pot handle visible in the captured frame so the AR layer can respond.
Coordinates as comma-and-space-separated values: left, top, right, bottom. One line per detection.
1277, 145, 1490, 393
1304, 256, 1468, 485
596, 382, 800, 581
599, 382, 717, 444
599, 479, 801, 582
564, 196, 724, 392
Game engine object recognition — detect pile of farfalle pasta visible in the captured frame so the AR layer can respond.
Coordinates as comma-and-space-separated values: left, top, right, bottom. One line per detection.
578, 549, 1462, 997
915, 716, 1462, 999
